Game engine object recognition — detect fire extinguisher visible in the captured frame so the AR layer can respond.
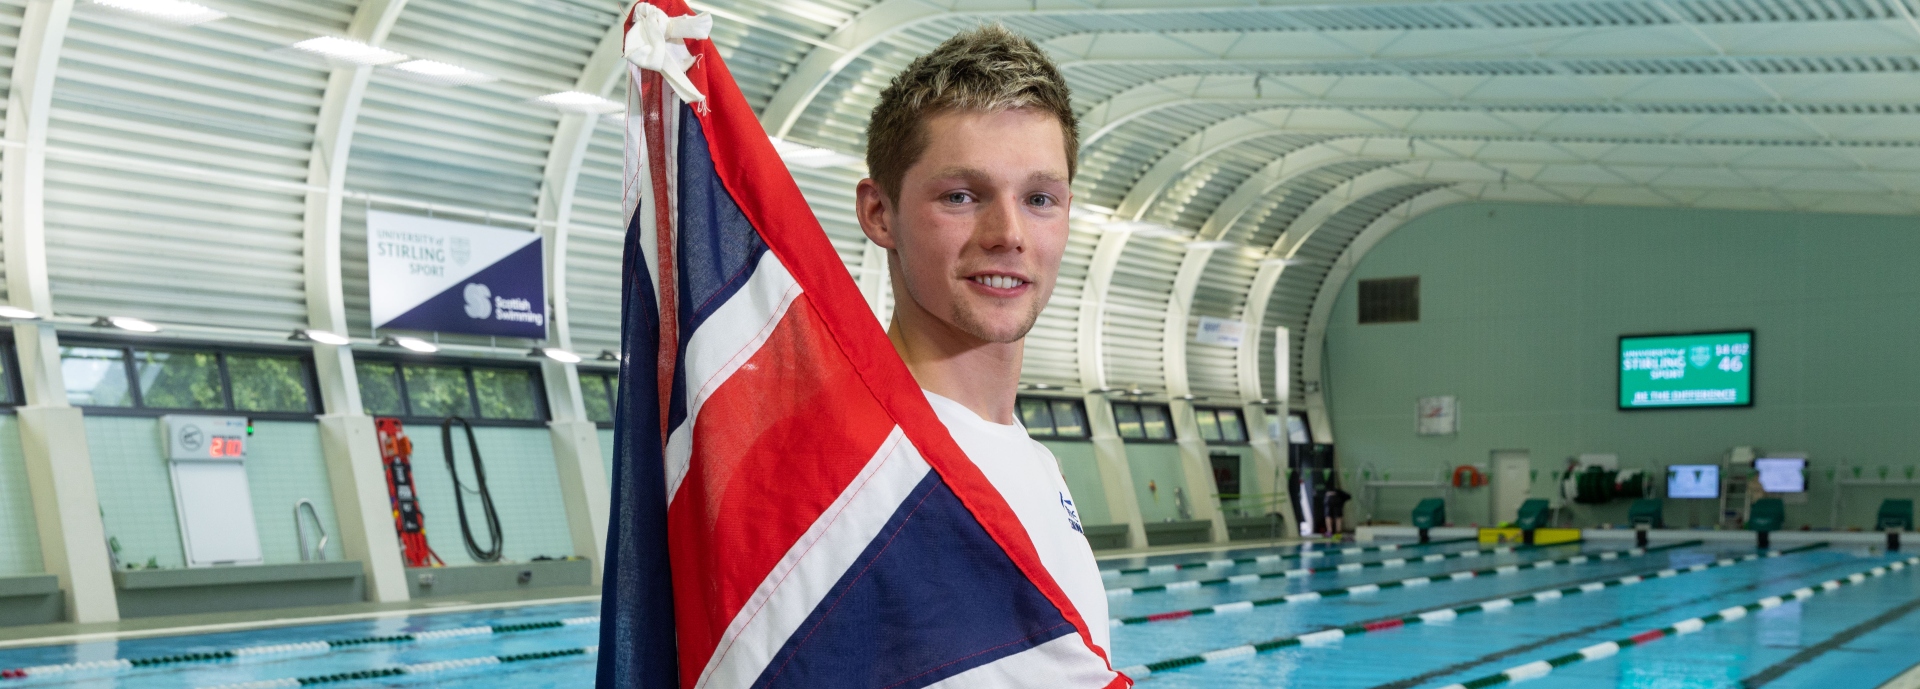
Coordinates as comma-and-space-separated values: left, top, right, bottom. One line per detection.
376, 418, 443, 568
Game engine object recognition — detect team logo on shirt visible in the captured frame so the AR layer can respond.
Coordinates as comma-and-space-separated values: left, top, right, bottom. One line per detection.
1060, 492, 1083, 534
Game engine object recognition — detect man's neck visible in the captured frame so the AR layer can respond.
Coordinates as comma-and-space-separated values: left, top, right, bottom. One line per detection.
888, 308, 1023, 425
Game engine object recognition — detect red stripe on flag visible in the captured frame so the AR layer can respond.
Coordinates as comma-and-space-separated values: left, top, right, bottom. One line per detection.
642, 69, 679, 443
666, 295, 897, 685
1146, 611, 1194, 622
1628, 630, 1666, 645
1364, 619, 1406, 632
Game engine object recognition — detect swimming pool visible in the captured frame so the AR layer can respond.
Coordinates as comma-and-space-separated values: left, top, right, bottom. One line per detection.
1, 538, 1912, 688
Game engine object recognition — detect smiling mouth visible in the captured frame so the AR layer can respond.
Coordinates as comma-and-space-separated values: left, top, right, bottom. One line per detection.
969, 275, 1028, 290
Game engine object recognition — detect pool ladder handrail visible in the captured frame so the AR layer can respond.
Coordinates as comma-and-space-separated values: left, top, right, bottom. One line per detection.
294, 499, 328, 562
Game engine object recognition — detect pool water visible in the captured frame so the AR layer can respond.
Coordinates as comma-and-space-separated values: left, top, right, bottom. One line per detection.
2, 539, 1913, 688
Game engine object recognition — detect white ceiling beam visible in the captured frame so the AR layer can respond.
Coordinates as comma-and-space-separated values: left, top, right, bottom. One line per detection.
300, 0, 408, 416
3, 0, 75, 407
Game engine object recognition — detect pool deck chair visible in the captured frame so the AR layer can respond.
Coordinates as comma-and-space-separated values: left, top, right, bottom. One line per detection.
1749, 498, 1785, 549
1515, 499, 1550, 545
1412, 498, 1447, 544
1880, 499, 1913, 552
1629, 499, 1664, 548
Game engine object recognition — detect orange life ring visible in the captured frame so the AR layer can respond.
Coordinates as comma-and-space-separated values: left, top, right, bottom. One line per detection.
1452, 465, 1487, 488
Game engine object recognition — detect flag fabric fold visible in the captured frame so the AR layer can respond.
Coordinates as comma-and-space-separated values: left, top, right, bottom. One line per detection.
596, 2, 1129, 688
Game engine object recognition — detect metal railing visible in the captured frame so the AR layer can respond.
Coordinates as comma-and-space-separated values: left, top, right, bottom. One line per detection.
294, 499, 328, 562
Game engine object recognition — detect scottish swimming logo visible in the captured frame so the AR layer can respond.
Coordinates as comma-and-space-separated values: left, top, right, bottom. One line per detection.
464, 283, 492, 318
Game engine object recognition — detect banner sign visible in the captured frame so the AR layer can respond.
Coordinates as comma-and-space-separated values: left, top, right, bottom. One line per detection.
367, 210, 547, 339
1195, 316, 1245, 346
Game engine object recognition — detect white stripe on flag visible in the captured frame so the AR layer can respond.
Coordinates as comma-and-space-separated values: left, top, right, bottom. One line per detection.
663, 252, 803, 503
695, 428, 931, 689
920, 634, 1118, 689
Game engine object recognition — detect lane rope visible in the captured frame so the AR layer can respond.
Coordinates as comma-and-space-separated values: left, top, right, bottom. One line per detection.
0, 616, 598, 681
1433, 554, 1920, 689
1112, 540, 1704, 626
1117, 542, 1829, 679
1101, 538, 1478, 578
190, 645, 599, 689
1108, 541, 1584, 597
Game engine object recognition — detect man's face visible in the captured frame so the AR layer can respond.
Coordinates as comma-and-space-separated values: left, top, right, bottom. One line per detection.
858, 107, 1071, 344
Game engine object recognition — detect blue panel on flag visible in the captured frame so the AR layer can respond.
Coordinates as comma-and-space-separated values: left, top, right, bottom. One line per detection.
750, 472, 1077, 689
379, 239, 549, 339
677, 104, 768, 331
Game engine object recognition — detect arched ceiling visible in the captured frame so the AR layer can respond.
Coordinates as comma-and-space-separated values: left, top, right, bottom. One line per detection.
14, 0, 1919, 411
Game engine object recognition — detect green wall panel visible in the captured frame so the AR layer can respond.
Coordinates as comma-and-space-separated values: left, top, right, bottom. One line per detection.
1124, 443, 1189, 523
0, 416, 43, 576
1324, 202, 1920, 529
404, 425, 575, 564
599, 428, 614, 481
1040, 440, 1109, 525
87, 416, 346, 569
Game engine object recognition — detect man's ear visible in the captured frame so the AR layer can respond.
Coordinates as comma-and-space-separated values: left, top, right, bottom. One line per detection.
855, 178, 896, 250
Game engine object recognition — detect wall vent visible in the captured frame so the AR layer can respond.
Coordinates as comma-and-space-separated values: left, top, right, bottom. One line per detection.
1358, 276, 1419, 324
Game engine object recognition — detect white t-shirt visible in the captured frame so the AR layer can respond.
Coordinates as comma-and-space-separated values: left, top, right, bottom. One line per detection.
924, 390, 1112, 657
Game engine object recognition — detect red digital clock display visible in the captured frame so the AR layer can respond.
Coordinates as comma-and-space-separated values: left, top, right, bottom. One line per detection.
207, 436, 244, 457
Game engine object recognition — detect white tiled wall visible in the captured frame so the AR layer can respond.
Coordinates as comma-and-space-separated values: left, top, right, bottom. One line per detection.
246, 421, 346, 563
0, 415, 45, 576
403, 424, 576, 564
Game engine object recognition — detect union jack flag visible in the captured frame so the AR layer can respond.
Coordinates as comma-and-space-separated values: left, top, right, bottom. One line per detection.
595, 2, 1129, 688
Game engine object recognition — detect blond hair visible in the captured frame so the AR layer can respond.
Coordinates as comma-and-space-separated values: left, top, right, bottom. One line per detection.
864, 24, 1078, 202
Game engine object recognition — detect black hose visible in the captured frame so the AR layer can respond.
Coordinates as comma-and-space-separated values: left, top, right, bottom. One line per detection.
441, 416, 503, 563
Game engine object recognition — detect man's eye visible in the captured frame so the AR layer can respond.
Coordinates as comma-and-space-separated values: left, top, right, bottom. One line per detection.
1028, 194, 1055, 207
945, 192, 971, 204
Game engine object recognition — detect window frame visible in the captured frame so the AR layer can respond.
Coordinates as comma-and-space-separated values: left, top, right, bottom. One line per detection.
1196, 406, 1250, 445
1017, 395, 1089, 440
0, 336, 24, 409
59, 336, 322, 420
578, 367, 618, 427
1110, 401, 1176, 443
355, 354, 550, 427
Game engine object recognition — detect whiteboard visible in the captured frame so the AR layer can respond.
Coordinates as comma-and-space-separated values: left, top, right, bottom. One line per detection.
170, 460, 264, 567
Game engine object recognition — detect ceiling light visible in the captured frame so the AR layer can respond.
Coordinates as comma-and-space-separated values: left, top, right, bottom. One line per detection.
534, 91, 624, 114
292, 37, 409, 67
290, 329, 351, 346
380, 335, 438, 353
0, 306, 38, 320
92, 0, 225, 25
1186, 240, 1237, 251
769, 137, 863, 169
531, 347, 582, 364
1258, 398, 1272, 404
94, 316, 159, 333
391, 59, 497, 87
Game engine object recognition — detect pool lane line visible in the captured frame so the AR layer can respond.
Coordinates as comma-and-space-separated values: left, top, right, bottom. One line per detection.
1369, 554, 1877, 689
0, 616, 599, 681
192, 644, 599, 689
1110, 540, 1704, 626
1101, 538, 1478, 578
1116, 542, 1828, 679
1106, 540, 1583, 597
1433, 554, 1920, 689
1739, 590, 1920, 687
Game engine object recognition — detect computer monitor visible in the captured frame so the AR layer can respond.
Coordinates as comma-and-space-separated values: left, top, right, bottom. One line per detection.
1755, 458, 1807, 494
1667, 464, 1721, 499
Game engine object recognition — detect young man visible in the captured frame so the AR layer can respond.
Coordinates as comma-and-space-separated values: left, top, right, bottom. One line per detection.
855, 25, 1113, 666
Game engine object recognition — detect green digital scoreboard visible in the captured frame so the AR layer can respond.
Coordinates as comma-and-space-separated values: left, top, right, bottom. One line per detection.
1619, 331, 1753, 409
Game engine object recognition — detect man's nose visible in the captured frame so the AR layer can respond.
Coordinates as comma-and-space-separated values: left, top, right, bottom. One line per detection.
976, 195, 1026, 253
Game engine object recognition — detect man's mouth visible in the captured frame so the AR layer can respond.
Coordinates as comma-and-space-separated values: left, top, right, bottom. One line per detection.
968, 275, 1029, 290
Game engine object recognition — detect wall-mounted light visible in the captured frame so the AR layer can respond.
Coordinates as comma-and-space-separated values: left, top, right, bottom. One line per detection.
597, 350, 622, 362
530, 347, 582, 364
0, 306, 39, 320
380, 335, 438, 353
290, 329, 351, 346
94, 316, 159, 333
